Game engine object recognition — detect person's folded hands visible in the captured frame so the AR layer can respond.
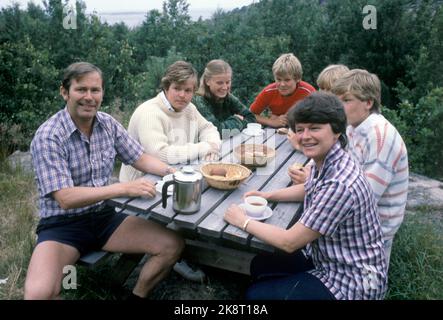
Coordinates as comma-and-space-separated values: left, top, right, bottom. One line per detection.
204, 151, 220, 162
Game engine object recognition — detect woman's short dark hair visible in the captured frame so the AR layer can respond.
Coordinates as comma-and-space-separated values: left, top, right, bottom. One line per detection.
62, 62, 103, 91
287, 92, 348, 148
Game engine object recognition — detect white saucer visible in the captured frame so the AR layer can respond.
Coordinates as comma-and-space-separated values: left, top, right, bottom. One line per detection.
239, 203, 273, 221
155, 179, 174, 196
242, 128, 264, 136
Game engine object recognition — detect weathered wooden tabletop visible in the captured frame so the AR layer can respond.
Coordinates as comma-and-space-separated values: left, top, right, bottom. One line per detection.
108, 128, 307, 255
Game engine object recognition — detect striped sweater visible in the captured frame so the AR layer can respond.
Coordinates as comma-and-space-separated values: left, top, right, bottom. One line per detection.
347, 113, 409, 241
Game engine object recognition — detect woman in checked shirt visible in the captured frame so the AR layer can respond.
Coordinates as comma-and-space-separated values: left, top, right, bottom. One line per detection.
224, 92, 387, 300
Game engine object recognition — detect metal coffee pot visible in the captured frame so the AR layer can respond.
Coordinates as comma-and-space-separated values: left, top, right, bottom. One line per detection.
161, 166, 202, 214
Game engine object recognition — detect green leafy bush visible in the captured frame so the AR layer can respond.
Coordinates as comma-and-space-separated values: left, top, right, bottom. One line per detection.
383, 88, 443, 179
0, 37, 59, 153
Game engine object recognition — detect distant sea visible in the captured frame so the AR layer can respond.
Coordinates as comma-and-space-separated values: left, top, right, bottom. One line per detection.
95, 8, 215, 28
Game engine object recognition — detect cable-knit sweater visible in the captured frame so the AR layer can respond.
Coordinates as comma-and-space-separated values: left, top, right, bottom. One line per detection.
119, 93, 221, 182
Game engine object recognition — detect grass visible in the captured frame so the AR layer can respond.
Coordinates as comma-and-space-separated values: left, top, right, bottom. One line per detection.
0, 162, 38, 300
0, 160, 442, 300
385, 207, 443, 300
61, 259, 128, 300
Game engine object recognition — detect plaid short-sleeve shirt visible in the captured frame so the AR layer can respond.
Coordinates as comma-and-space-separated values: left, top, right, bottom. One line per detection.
31, 108, 143, 218
300, 142, 387, 300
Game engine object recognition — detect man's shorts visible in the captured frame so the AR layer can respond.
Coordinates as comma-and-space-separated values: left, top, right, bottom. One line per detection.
36, 206, 129, 256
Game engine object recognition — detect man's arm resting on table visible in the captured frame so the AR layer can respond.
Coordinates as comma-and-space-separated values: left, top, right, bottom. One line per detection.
53, 183, 138, 210
53, 153, 170, 210
131, 153, 174, 177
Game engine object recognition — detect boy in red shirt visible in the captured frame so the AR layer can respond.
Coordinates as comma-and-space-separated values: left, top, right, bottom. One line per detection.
250, 53, 316, 128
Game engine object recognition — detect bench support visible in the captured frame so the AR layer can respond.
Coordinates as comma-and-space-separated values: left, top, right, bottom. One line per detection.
182, 239, 255, 275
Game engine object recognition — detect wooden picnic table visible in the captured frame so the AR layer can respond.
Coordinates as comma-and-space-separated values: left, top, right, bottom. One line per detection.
106, 128, 307, 275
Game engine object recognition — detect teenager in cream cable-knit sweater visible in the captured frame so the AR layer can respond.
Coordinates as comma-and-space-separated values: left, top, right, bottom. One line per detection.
119, 61, 221, 182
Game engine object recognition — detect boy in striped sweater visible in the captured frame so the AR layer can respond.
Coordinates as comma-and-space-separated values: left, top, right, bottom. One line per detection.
332, 69, 409, 267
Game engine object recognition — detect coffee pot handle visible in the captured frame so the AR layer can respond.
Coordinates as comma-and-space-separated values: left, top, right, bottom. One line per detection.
161, 180, 175, 208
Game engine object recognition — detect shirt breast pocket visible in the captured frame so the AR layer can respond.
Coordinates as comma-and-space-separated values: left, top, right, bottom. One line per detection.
99, 149, 116, 179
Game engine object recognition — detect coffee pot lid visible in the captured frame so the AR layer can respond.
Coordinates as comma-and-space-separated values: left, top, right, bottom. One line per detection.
174, 166, 202, 182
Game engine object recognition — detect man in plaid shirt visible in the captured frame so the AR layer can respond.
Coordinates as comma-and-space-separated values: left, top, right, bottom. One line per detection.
24, 62, 184, 300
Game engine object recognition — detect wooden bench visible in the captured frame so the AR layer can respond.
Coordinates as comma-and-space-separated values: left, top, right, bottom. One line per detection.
78, 250, 110, 266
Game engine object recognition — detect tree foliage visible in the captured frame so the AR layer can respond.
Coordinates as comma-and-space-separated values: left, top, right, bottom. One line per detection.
383, 88, 443, 177
0, 0, 442, 176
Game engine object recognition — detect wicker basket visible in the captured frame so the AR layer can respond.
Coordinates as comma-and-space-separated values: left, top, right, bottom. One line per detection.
234, 144, 276, 167
200, 163, 251, 190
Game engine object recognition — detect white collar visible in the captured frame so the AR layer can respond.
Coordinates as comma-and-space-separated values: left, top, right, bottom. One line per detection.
348, 113, 382, 135
159, 91, 177, 112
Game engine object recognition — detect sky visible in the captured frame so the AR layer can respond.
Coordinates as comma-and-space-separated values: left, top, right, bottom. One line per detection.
0, 0, 257, 12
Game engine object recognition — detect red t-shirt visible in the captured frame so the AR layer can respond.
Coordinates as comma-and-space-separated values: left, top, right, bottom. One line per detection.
249, 81, 316, 116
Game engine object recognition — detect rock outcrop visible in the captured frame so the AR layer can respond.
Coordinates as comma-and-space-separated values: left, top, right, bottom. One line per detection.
6, 150, 33, 174
407, 173, 443, 209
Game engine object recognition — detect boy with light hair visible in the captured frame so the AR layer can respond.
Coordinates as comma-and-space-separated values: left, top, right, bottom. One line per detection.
287, 64, 350, 155
316, 64, 350, 91
331, 69, 409, 267
249, 53, 315, 128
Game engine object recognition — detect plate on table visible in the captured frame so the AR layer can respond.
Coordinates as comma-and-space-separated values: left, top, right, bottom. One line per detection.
239, 203, 273, 221
242, 128, 264, 136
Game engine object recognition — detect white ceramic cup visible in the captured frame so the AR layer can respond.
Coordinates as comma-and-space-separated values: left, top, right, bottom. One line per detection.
244, 196, 267, 217
247, 123, 262, 134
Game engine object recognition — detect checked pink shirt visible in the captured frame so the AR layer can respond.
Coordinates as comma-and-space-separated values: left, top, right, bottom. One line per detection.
300, 142, 387, 300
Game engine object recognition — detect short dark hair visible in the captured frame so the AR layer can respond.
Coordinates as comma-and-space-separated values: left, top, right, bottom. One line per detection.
287, 92, 348, 148
62, 62, 103, 91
